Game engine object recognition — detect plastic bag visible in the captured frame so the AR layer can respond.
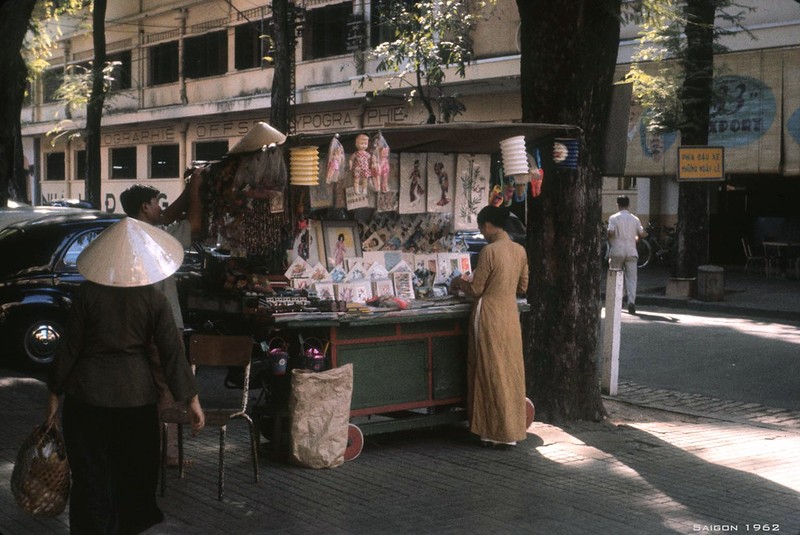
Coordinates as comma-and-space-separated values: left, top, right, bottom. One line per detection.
289, 364, 353, 468
325, 136, 346, 184
11, 422, 70, 517
370, 132, 391, 193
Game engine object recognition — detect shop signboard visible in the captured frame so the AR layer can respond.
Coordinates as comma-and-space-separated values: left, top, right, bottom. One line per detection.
677, 146, 725, 182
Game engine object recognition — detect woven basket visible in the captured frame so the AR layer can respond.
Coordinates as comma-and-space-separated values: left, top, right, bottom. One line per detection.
11, 423, 71, 517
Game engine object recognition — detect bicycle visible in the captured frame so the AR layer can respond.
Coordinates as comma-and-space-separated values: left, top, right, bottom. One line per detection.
637, 222, 675, 268
601, 222, 674, 269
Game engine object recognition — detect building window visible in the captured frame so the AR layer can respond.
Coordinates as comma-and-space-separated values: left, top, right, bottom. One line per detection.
110, 147, 137, 179
235, 22, 272, 70
369, 0, 414, 48
303, 3, 351, 60
107, 50, 132, 91
194, 140, 229, 163
42, 67, 64, 103
46, 152, 66, 181
149, 41, 179, 86
150, 144, 180, 178
75, 150, 86, 180
184, 30, 228, 79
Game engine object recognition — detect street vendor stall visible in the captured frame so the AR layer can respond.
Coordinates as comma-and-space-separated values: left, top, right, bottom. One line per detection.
182, 122, 580, 460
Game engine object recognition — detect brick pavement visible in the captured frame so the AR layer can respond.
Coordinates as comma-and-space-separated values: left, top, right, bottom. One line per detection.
2, 266, 799, 534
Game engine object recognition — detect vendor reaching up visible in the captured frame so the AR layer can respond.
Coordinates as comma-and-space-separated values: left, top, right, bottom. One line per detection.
120, 170, 205, 466
120, 170, 204, 325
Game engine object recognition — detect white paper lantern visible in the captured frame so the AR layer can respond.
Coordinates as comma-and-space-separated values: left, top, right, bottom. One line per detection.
289, 146, 320, 186
500, 135, 530, 177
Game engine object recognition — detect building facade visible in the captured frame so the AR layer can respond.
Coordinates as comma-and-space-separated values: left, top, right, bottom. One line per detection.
20, 0, 800, 261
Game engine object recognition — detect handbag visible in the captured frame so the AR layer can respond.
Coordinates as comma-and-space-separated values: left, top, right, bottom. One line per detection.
10, 422, 71, 517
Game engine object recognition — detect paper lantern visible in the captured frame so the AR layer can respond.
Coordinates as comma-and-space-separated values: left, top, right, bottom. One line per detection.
499, 135, 530, 178
289, 146, 320, 186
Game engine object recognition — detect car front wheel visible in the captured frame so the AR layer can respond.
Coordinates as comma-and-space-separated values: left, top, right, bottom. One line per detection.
19, 316, 64, 367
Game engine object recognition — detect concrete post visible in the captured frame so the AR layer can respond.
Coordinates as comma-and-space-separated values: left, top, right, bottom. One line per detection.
602, 268, 623, 395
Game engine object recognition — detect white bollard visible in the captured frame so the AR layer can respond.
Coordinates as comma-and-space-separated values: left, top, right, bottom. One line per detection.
602, 268, 623, 395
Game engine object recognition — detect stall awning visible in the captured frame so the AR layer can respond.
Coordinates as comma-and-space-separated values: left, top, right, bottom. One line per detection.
288, 122, 582, 154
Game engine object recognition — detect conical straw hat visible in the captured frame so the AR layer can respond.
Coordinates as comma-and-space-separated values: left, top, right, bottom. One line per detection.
229, 122, 287, 154
77, 217, 185, 287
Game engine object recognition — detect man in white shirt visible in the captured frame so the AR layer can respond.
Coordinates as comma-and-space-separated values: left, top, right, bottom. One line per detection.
120, 171, 204, 466
607, 195, 646, 314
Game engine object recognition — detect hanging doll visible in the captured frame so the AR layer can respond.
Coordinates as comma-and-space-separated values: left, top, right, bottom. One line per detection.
370, 132, 391, 193
325, 136, 346, 183
349, 133, 372, 194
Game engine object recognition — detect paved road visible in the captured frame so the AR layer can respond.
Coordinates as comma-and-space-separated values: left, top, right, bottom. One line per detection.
618, 305, 800, 411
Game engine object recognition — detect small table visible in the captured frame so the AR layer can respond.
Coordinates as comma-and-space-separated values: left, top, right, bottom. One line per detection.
762, 241, 800, 277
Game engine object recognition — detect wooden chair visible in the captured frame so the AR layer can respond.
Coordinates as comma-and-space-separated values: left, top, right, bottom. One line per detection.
160, 334, 259, 501
741, 238, 774, 277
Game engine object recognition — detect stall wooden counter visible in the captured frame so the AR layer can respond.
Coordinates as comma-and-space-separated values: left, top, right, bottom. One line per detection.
186, 291, 529, 459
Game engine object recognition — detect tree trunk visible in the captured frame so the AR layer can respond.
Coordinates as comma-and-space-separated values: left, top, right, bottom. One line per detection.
0, 0, 38, 204
674, 0, 715, 277
270, 0, 293, 134
85, 0, 108, 210
516, 0, 621, 423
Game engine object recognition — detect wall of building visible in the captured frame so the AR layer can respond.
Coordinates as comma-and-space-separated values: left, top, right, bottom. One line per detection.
20, 0, 800, 257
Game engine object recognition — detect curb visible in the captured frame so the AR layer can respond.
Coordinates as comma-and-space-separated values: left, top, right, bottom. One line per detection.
635, 294, 800, 322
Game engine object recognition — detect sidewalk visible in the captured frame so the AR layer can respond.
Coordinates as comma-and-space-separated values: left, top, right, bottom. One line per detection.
634, 263, 800, 321
1, 265, 798, 535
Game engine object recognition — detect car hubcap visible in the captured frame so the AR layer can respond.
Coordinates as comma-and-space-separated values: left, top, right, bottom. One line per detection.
24, 321, 62, 365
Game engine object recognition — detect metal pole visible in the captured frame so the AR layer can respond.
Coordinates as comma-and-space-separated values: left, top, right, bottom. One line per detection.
602, 268, 623, 395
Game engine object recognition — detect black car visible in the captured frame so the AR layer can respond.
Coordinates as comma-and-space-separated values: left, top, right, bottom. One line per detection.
0, 211, 123, 368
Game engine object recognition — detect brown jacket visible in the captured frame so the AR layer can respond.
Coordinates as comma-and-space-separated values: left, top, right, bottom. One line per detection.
48, 282, 197, 408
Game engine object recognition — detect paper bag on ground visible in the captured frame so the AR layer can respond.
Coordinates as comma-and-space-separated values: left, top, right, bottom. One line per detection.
289, 364, 353, 468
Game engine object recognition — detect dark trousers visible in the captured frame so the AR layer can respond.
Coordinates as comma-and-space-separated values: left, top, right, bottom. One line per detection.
62, 395, 163, 535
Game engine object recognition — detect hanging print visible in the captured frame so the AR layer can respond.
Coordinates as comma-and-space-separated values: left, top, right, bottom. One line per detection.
426, 153, 455, 214
399, 153, 427, 214
453, 154, 491, 231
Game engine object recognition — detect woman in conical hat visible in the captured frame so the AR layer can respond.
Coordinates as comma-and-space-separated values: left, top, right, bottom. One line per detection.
44, 217, 205, 534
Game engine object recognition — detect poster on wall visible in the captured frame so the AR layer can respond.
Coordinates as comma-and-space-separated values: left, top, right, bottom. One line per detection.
426, 153, 456, 213
399, 153, 428, 214
453, 154, 491, 231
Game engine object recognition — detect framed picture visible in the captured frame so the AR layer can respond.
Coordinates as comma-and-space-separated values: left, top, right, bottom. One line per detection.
322, 220, 362, 270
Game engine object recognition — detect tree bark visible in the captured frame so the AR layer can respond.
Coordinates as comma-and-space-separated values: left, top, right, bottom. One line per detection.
674, 0, 715, 277
270, 0, 293, 134
85, 0, 108, 209
0, 0, 38, 204
516, 0, 621, 423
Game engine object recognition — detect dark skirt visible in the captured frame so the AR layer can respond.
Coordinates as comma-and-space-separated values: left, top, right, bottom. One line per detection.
62, 395, 164, 535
